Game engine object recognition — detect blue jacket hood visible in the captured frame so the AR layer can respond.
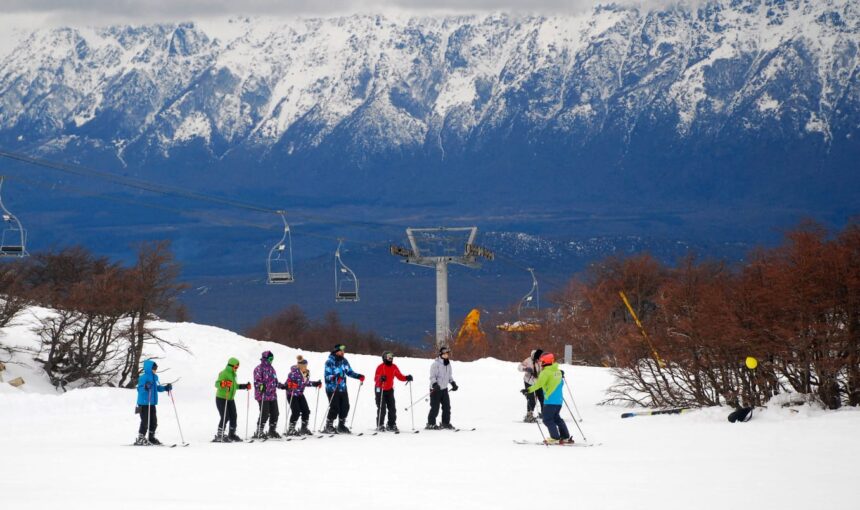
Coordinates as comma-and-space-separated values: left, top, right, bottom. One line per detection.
143, 359, 155, 375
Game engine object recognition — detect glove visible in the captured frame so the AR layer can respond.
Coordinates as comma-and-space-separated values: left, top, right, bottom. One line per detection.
450, 382, 459, 392
337, 377, 344, 385
219, 380, 233, 389
380, 375, 387, 383
525, 368, 535, 375
358, 375, 365, 382
405, 375, 413, 382
144, 382, 152, 391
561, 370, 566, 377
287, 381, 298, 390
243, 383, 252, 390
258, 383, 266, 393
312, 381, 322, 388
432, 383, 441, 392
520, 389, 529, 395
165, 383, 173, 392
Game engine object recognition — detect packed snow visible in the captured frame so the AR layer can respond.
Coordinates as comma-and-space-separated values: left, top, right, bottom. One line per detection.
1, 306, 858, 509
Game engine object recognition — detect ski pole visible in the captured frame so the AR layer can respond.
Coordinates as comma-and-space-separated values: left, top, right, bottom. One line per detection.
563, 398, 588, 442
349, 381, 364, 429
318, 385, 336, 432
562, 374, 583, 422
313, 386, 320, 431
168, 390, 186, 445
405, 391, 430, 411
244, 384, 250, 440
284, 388, 295, 437
408, 381, 415, 431
376, 385, 385, 431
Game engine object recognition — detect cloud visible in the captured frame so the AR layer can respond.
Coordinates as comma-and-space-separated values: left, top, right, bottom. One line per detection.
0, 1, 701, 25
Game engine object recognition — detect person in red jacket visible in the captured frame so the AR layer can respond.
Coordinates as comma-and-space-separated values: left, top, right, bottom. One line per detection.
374, 351, 413, 432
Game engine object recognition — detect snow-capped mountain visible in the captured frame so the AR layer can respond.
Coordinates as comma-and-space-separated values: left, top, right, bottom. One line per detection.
0, 0, 857, 213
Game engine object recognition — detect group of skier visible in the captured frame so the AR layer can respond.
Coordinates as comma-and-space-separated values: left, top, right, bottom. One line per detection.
135, 343, 572, 445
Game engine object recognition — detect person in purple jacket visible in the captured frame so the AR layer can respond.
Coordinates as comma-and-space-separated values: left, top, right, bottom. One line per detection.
285, 355, 322, 436
253, 350, 286, 439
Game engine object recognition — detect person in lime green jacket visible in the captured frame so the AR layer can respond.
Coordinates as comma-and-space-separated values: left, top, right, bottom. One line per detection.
524, 353, 571, 444
214, 357, 251, 442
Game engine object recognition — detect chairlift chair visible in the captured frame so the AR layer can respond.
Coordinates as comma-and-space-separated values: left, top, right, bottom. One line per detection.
335, 240, 359, 302
0, 176, 27, 258
266, 212, 294, 284
516, 268, 539, 318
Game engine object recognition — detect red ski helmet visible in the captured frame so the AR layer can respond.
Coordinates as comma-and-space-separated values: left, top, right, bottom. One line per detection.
539, 352, 555, 365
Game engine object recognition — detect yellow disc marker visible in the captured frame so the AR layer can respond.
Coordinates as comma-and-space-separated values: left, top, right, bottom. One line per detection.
745, 357, 758, 370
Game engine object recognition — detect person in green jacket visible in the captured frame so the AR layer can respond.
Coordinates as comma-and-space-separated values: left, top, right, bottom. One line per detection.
524, 353, 571, 444
214, 357, 251, 442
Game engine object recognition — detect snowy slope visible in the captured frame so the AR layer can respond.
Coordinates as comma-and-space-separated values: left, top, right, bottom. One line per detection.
1, 306, 858, 509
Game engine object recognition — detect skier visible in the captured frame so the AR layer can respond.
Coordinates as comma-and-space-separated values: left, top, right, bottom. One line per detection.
524, 352, 571, 444
135, 359, 172, 445
285, 355, 322, 436
518, 349, 545, 422
253, 350, 286, 439
373, 351, 413, 432
214, 357, 252, 442
426, 346, 458, 430
323, 344, 365, 434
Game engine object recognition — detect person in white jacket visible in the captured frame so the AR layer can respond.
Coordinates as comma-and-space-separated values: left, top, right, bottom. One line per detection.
518, 349, 544, 422
426, 346, 458, 429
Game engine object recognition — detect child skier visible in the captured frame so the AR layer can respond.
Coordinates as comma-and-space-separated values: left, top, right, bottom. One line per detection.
518, 349, 544, 422
373, 351, 413, 432
323, 344, 365, 434
426, 346, 458, 430
135, 359, 172, 445
253, 350, 286, 439
285, 355, 322, 436
524, 352, 571, 444
214, 357, 251, 442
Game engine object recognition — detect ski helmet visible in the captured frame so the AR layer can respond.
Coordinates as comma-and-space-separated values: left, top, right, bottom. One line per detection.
262, 350, 274, 362
439, 346, 451, 356
539, 352, 555, 365
382, 351, 394, 362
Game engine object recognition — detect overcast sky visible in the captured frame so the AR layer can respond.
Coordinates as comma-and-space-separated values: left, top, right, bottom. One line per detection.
0, 1, 695, 24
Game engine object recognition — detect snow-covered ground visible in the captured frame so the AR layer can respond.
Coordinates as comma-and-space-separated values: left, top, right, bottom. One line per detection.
1, 307, 858, 509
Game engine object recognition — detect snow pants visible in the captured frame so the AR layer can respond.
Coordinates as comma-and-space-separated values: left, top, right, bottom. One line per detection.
542, 404, 570, 440
138, 405, 157, 435
289, 394, 310, 424
257, 399, 279, 432
428, 388, 451, 426
215, 397, 238, 433
326, 390, 350, 423
375, 388, 397, 427
524, 381, 544, 413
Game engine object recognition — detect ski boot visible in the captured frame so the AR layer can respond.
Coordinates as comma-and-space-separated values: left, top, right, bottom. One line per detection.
147, 434, 162, 445
376, 424, 387, 432
227, 430, 243, 442
386, 424, 399, 433
336, 421, 352, 434
544, 437, 560, 445
286, 423, 300, 437
523, 412, 536, 423
268, 427, 282, 439
213, 428, 228, 443
252, 428, 267, 440
440, 423, 455, 430
322, 420, 337, 434
299, 421, 313, 435
134, 434, 150, 446
425, 423, 440, 430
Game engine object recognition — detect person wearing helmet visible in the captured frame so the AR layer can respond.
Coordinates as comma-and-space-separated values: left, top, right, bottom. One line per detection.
135, 359, 173, 445
323, 344, 365, 434
253, 350, 286, 439
373, 351, 413, 432
524, 352, 571, 444
285, 355, 322, 436
426, 346, 458, 430
214, 358, 252, 443
518, 349, 545, 422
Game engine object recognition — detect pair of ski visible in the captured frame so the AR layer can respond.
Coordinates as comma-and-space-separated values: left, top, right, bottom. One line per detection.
128, 442, 189, 447
425, 427, 476, 432
512, 439, 598, 447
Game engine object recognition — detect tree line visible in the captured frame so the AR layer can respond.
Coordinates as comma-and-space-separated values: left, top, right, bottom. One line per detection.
467, 221, 860, 410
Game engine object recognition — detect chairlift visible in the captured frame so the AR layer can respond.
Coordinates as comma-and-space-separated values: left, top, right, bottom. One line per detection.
335, 239, 359, 302
0, 176, 27, 258
266, 211, 294, 284
516, 268, 539, 318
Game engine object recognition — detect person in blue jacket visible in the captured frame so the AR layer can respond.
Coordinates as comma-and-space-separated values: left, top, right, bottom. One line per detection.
322, 344, 364, 434
135, 359, 172, 445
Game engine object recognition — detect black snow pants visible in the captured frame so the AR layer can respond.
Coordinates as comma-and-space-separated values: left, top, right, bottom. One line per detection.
257, 399, 279, 432
375, 388, 397, 427
427, 388, 451, 426
326, 390, 350, 423
138, 405, 157, 435
525, 381, 545, 413
289, 394, 311, 424
216, 397, 238, 433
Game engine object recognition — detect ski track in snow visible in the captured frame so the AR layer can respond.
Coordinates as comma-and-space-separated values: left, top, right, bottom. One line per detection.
0, 307, 859, 509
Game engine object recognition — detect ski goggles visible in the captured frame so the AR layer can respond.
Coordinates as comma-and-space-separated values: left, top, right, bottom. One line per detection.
384, 352, 394, 361
230, 363, 240, 369
335, 344, 346, 352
